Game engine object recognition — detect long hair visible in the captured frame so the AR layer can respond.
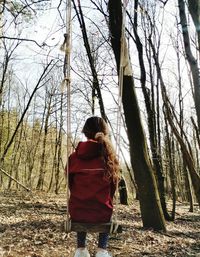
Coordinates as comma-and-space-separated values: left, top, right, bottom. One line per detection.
82, 116, 120, 183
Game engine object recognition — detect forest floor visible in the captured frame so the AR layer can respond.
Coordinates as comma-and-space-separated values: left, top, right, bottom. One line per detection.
0, 192, 200, 257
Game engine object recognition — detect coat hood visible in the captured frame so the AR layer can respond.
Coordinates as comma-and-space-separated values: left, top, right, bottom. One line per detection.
76, 141, 102, 160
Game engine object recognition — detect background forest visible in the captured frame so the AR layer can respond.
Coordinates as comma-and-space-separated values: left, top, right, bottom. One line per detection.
0, 0, 200, 229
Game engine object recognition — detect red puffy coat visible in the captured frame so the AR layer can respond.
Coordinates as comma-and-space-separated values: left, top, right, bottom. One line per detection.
67, 140, 116, 223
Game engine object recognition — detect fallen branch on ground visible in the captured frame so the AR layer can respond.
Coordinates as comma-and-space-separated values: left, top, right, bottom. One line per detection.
0, 168, 31, 192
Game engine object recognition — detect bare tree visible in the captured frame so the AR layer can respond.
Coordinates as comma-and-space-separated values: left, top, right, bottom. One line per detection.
36, 85, 54, 190
129, 0, 172, 221
108, 0, 166, 231
72, 0, 107, 121
0, 60, 54, 164
150, 37, 200, 207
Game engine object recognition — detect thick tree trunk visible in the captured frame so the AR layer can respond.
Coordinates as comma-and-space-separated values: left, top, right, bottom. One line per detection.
132, 0, 171, 221
108, 0, 166, 231
188, 0, 200, 51
178, 0, 200, 132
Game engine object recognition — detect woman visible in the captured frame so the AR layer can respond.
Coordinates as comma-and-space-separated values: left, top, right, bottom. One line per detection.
67, 116, 120, 257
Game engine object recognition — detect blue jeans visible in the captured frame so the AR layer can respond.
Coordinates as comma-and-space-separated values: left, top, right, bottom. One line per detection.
77, 232, 109, 249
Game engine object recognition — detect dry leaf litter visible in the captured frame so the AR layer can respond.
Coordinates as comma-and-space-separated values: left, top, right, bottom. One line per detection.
0, 192, 199, 257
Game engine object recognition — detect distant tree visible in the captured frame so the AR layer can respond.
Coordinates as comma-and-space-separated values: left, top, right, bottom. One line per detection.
0, 61, 54, 164
36, 85, 54, 190
150, 33, 200, 208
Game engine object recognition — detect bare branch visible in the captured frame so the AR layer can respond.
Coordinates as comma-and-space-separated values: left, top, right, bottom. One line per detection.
0, 168, 31, 191
0, 36, 49, 48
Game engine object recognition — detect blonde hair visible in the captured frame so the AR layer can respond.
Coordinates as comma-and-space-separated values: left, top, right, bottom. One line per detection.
82, 117, 120, 183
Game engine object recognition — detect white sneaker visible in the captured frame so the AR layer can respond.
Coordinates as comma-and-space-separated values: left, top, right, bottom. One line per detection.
95, 249, 112, 257
74, 248, 90, 257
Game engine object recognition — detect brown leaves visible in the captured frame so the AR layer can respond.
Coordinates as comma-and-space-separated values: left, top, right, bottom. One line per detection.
0, 192, 199, 257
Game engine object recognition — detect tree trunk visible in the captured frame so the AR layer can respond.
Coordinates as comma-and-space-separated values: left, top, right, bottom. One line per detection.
164, 115, 176, 220
27, 102, 44, 189
108, 0, 166, 231
150, 33, 200, 207
7, 119, 23, 189
119, 176, 128, 205
166, 108, 200, 206
188, 0, 200, 51
55, 91, 64, 194
36, 90, 52, 190
176, 32, 194, 211
183, 160, 194, 212
48, 122, 58, 192
178, 0, 200, 132
132, 0, 171, 221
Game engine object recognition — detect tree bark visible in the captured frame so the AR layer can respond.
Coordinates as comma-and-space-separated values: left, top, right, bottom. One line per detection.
164, 115, 176, 220
178, 0, 200, 132
108, 0, 166, 231
36, 89, 52, 190
119, 176, 128, 205
55, 91, 64, 194
188, 0, 200, 51
131, 0, 171, 221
